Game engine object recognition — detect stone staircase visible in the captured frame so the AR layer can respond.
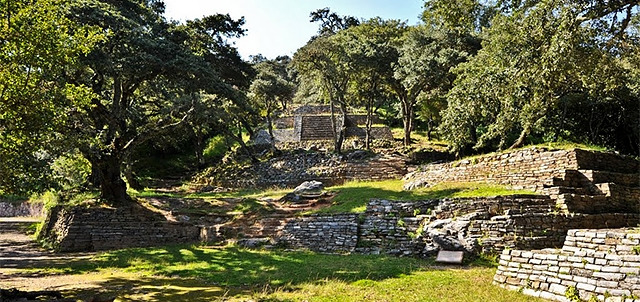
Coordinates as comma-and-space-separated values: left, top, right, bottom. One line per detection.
542, 166, 640, 214
300, 115, 334, 141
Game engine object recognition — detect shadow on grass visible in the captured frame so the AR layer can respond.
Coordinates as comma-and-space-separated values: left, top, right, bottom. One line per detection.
20, 245, 447, 300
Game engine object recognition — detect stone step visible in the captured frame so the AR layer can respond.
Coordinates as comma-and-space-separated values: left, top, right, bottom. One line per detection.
542, 186, 595, 196
556, 193, 640, 214
580, 170, 640, 187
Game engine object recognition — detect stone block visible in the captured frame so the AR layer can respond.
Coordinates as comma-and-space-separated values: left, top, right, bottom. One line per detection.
577, 282, 596, 291
550, 283, 567, 295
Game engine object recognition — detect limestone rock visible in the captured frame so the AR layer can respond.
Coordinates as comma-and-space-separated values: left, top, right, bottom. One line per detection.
249, 129, 273, 146
293, 181, 324, 194
237, 237, 272, 248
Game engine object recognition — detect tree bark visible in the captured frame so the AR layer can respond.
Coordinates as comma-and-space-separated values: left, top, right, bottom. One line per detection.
90, 154, 131, 205
222, 127, 258, 163
402, 100, 414, 146
239, 117, 255, 138
329, 101, 339, 153
266, 106, 276, 149
509, 126, 530, 149
365, 98, 373, 150
194, 127, 205, 168
335, 102, 347, 154
123, 161, 143, 191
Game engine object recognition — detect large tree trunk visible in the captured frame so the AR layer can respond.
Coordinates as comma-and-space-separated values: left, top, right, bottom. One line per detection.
222, 127, 258, 163
194, 128, 205, 168
334, 102, 347, 154
329, 101, 339, 153
509, 126, 530, 149
266, 106, 276, 149
91, 154, 131, 205
239, 117, 255, 138
402, 99, 414, 146
123, 161, 143, 191
365, 99, 373, 150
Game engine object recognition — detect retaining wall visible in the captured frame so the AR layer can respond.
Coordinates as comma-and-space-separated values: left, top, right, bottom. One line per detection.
403, 148, 638, 192
39, 205, 199, 252
495, 228, 640, 302
221, 198, 640, 257
0, 202, 44, 217
207, 153, 407, 189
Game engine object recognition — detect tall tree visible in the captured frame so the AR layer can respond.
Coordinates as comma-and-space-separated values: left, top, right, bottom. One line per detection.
339, 18, 408, 149
440, 0, 639, 154
249, 58, 295, 147
0, 0, 101, 195
64, 0, 252, 205
392, 26, 479, 146
293, 35, 352, 153
309, 7, 360, 37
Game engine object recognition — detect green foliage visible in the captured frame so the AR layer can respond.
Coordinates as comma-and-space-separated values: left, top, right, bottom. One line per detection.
249, 57, 296, 143
60, 0, 254, 203
30, 191, 60, 210
203, 135, 231, 162
440, 0, 640, 154
0, 194, 27, 203
0, 0, 101, 195
565, 285, 582, 302
50, 151, 91, 191
393, 25, 480, 146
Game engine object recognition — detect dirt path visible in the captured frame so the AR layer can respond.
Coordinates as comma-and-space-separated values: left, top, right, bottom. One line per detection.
0, 218, 93, 270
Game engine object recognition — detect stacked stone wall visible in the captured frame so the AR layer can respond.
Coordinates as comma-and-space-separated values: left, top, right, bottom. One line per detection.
39, 196, 640, 257
39, 206, 199, 252
279, 214, 359, 253
222, 197, 639, 258
404, 148, 640, 192
574, 149, 639, 174
495, 228, 640, 302
404, 148, 580, 192
0, 201, 44, 217
207, 153, 406, 189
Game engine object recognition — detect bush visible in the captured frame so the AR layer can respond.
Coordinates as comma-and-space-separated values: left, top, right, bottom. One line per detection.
51, 151, 91, 191
203, 135, 231, 162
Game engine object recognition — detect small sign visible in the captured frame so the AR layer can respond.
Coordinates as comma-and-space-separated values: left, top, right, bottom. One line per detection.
436, 250, 464, 264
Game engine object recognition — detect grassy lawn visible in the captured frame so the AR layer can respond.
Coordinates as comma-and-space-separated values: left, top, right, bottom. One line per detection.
317, 179, 535, 214
5, 245, 543, 302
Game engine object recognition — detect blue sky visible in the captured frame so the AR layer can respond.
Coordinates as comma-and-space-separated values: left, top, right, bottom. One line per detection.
163, 0, 424, 59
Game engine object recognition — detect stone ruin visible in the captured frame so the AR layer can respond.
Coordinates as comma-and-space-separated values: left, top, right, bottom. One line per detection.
271, 105, 394, 145
35, 146, 640, 300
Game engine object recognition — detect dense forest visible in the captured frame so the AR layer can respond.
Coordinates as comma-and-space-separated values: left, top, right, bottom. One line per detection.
1, 0, 638, 204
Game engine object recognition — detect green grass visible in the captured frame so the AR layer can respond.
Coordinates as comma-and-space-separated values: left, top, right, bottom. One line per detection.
316, 180, 535, 214
14, 245, 543, 301
133, 180, 533, 216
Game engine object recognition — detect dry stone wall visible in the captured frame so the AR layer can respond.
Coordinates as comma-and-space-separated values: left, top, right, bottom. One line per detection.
0, 201, 44, 217
404, 148, 579, 191
495, 228, 640, 302
39, 205, 199, 252
404, 148, 639, 193
279, 214, 359, 253
38, 195, 640, 257
219, 197, 640, 257
202, 152, 407, 189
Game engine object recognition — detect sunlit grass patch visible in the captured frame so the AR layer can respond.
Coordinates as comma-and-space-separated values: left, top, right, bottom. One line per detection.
3, 245, 543, 302
314, 180, 535, 214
